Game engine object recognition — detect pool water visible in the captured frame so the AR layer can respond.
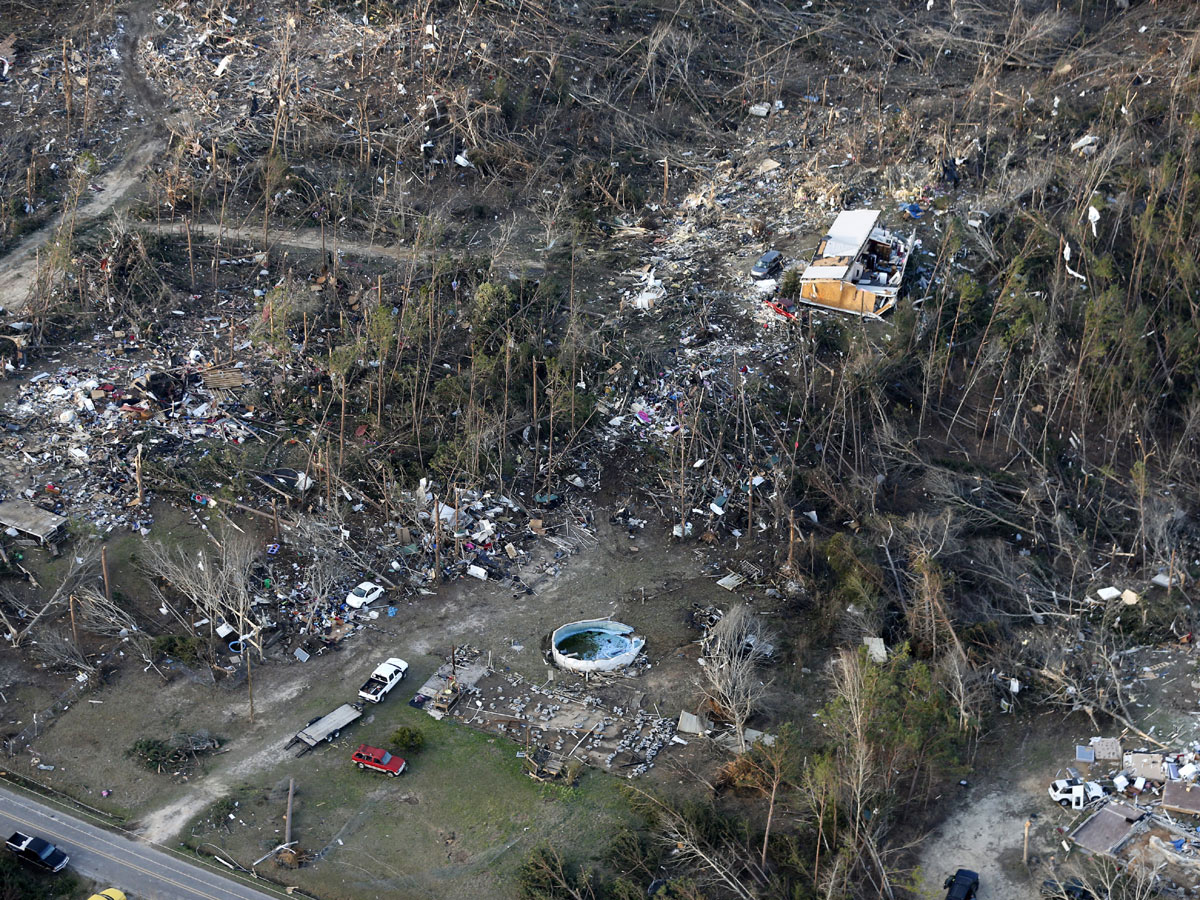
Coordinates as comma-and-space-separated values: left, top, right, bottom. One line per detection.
555, 629, 634, 660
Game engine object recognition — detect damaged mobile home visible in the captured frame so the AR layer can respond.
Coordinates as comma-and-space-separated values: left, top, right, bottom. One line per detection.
795, 209, 914, 318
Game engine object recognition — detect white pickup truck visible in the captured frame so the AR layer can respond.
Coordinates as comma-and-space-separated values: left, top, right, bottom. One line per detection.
1048, 778, 1106, 809
358, 657, 409, 703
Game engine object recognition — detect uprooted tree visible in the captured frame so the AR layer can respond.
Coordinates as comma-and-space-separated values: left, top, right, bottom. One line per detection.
0, 540, 101, 649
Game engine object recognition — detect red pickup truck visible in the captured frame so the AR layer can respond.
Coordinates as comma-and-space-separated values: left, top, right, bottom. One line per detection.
352, 744, 406, 776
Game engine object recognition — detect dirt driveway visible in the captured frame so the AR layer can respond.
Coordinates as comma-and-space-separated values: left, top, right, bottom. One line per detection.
914, 708, 1102, 900
917, 786, 1038, 899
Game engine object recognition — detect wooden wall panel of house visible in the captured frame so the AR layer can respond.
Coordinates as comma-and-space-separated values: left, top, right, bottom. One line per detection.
801, 280, 871, 315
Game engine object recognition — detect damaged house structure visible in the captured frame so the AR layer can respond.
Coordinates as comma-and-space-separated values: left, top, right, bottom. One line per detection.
795, 209, 914, 318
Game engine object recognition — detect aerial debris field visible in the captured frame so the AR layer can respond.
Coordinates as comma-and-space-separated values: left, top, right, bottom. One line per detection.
1, 1, 1199, 899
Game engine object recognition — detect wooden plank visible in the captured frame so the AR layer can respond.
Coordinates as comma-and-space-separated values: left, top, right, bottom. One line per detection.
201, 369, 246, 389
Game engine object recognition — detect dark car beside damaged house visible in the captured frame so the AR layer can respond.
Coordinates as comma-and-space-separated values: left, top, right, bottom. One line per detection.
751, 249, 783, 278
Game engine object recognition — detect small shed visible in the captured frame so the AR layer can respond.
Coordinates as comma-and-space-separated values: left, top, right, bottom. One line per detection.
1163, 781, 1200, 817
0, 500, 68, 546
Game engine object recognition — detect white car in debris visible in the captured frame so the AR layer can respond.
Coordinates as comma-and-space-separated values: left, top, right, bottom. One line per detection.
346, 581, 385, 608
1048, 778, 1106, 810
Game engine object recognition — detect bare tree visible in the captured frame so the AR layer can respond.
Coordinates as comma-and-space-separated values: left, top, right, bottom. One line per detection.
822, 648, 906, 900
139, 534, 257, 635
698, 604, 774, 753
290, 511, 396, 590
532, 181, 572, 251
71, 584, 166, 678
74, 585, 143, 642
517, 845, 598, 900
1044, 857, 1163, 900
31, 627, 97, 677
723, 724, 800, 870
288, 516, 344, 633
826, 648, 879, 853
939, 647, 984, 734
798, 752, 838, 885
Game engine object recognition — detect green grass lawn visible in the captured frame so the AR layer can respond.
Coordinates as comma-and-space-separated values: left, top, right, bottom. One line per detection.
182, 667, 634, 900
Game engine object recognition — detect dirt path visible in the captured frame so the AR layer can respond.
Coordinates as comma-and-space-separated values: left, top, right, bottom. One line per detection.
917, 787, 1033, 898
138, 219, 545, 276
137, 736, 293, 844
0, 0, 165, 315
0, 165, 542, 319
137, 676, 312, 844
0, 138, 163, 314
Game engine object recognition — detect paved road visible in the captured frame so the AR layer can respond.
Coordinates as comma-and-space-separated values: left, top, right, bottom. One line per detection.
0, 784, 283, 900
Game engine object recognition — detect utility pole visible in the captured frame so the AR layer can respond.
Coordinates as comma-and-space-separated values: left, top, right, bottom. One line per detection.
786, 510, 796, 574
324, 441, 333, 507
134, 443, 144, 506
69, 594, 79, 648
433, 494, 440, 578
247, 651, 255, 722
338, 374, 346, 471
285, 778, 295, 844
677, 422, 687, 540
100, 545, 112, 603
531, 357, 539, 500
545, 378, 554, 503
245, 618, 255, 724
746, 472, 754, 538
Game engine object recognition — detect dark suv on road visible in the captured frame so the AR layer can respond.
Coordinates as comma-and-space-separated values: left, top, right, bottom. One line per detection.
943, 868, 979, 900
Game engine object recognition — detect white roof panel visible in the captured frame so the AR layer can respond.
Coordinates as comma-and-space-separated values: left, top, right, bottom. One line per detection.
800, 264, 849, 280
821, 209, 880, 258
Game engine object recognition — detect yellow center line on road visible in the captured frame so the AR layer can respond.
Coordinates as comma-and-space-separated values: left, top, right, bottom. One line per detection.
2, 800, 257, 900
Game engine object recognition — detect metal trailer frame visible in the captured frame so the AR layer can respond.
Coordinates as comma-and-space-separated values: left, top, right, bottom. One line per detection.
289, 703, 362, 751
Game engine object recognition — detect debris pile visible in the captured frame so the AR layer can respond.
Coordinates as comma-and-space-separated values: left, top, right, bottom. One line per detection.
0, 351, 267, 534
1050, 731, 1200, 889
415, 648, 677, 777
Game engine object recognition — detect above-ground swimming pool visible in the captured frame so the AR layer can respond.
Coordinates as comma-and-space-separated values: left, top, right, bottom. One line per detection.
551, 619, 645, 673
